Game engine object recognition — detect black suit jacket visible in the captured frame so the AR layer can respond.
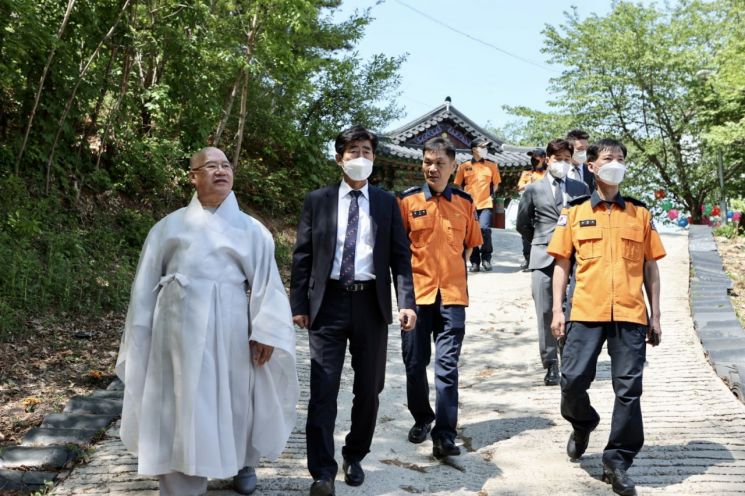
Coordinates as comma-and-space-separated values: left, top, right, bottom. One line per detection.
290, 183, 415, 327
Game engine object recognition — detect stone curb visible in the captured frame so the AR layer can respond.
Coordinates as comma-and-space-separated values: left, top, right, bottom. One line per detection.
688, 225, 745, 401
0, 379, 123, 493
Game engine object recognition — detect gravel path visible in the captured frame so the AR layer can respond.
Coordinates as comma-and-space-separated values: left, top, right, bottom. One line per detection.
51, 230, 745, 495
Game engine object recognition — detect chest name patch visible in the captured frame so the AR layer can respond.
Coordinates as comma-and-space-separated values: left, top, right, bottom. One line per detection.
412, 209, 428, 218
579, 219, 597, 227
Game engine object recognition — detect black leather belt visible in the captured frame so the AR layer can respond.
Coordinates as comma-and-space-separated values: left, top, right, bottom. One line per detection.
328, 279, 375, 292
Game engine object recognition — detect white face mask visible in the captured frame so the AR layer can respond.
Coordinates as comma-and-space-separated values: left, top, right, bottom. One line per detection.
573, 150, 587, 163
548, 161, 570, 179
596, 160, 626, 185
477, 147, 488, 159
342, 156, 373, 181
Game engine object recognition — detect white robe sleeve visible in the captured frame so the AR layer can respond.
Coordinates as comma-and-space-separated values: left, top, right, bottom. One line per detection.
116, 225, 163, 452
243, 224, 299, 460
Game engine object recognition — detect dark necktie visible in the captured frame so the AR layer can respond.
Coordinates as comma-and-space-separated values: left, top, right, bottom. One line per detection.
339, 190, 361, 286
554, 178, 564, 207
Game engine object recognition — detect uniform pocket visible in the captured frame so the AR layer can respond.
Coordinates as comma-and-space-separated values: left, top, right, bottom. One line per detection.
620, 228, 643, 261
444, 213, 468, 248
409, 214, 434, 248
576, 227, 602, 260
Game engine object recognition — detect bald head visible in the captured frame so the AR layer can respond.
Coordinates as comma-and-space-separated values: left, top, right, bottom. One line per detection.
190, 147, 226, 170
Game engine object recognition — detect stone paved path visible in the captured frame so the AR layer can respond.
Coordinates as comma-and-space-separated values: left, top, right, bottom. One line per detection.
51, 230, 745, 495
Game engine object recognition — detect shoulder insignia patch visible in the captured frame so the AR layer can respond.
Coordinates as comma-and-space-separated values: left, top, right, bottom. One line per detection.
579, 219, 597, 227
623, 196, 647, 208
451, 188, 473, 202
398, 186, 422, 199
412, 209, 427, 218
650, 219, 657, 231
557, 214, 568, 227
568, 195, 591, 207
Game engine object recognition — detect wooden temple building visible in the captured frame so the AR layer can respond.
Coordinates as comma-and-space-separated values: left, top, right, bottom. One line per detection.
371, 98, 533, 198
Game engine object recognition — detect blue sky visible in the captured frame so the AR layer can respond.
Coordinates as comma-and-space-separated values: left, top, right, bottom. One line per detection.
334, 0, 630, 132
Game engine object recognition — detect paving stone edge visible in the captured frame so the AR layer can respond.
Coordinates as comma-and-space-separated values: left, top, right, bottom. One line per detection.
0, 379, 123, 493
688, 225, 745, 401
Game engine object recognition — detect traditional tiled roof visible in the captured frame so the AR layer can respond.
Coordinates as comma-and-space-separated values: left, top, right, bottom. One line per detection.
380, 141, 532, 167
378, 101, 532, 168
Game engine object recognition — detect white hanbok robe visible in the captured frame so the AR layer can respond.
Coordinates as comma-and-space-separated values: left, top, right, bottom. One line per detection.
115, 192, 298, 478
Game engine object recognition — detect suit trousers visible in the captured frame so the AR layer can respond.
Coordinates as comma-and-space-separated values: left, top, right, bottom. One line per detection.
401, 292, 465, 443
560, 321, 647, 470
470, 208, 493, 264
306, 284, 387, 480
531, 263, 559, 368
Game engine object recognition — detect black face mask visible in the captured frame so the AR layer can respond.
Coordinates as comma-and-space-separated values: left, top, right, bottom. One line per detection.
531, 158, 544, 169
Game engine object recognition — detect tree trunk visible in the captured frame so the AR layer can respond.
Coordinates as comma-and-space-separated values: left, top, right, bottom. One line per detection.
231, 12, 260, 169
214, 68, 243, 147
78, 45, 119, 159
45, 0, 132, 193
96, 49, 133, 170
15, 0, 76, 175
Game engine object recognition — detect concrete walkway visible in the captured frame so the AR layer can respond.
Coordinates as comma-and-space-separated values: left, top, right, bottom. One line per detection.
51, 230, 745, 495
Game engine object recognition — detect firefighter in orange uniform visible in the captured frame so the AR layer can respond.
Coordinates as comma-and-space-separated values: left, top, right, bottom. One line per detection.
548, 139, 665, 496
454, 138, 501, 272
397, 137, 482, 459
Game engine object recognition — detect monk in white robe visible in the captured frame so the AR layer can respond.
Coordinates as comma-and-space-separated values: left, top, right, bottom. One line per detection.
116, 147, 298, 495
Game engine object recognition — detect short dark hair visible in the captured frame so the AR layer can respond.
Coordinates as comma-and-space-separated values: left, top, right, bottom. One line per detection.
546, 139, 574, 158
334, 125, 378, 155
586, 139, 628, 162
423, 137, 456, 160
565, 129, 590, 142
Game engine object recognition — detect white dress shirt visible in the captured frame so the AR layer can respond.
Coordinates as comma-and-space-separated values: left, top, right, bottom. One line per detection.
568, 164, 583, 183
330, 181, 375, 281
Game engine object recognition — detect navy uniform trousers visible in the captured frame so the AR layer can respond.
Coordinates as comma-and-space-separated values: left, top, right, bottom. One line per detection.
306, 283, 387, 480
469, 208, 493, 265
561, 321, 647, 470
401, 292, 465, 443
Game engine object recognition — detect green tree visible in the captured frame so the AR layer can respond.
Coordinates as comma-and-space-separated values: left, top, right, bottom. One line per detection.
524, 0, 740, 221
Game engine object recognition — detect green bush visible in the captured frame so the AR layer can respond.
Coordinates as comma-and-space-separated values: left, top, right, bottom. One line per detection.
0, 177, 155, 341
713, 222, 743, 239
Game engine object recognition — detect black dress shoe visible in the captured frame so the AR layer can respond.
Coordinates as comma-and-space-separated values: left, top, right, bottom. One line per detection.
309, 478, 335, 496
544, 362, 559, 386
342, 459, 364, 487
520, 261, 530, 272
408, 422, 432, 444
602, 463, 637, 496
566, 429, 591, 460
469, 263, 480, 272
432, 438, 461, 458
481, 260, 492, 271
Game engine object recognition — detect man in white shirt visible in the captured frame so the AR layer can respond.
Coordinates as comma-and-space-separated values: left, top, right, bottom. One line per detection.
516, 139, 589, 386
566, 129, 595, 191
290, 125, 417, 496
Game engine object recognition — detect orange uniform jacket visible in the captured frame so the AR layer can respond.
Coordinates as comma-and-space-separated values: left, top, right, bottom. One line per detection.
398, 184, 483, 306
547, 193, 666, 325
453, 159, 501, 210
517, 169, 546, 192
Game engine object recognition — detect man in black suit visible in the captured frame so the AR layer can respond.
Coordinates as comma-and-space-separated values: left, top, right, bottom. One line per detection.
566, 129, 595, 191
290, 125, 417, 496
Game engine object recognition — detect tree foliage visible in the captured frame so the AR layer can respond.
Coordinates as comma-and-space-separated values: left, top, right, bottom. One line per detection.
505, 0, 744, 221
0, 0, 404, 336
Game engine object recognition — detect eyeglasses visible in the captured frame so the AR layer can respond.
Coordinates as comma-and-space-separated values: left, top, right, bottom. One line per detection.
191, 161, 233, 172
